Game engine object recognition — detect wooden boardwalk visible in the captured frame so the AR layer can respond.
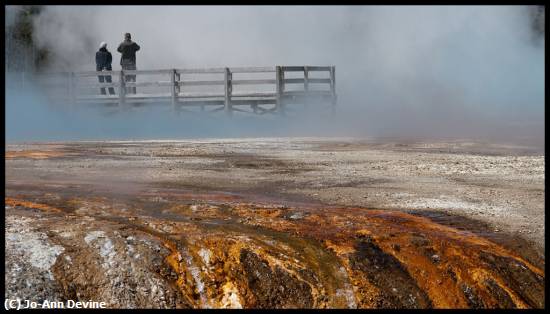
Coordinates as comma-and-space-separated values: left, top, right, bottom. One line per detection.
36, 66, 336, 115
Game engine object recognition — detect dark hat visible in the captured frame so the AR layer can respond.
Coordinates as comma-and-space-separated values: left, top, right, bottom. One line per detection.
124, 33, 131, 39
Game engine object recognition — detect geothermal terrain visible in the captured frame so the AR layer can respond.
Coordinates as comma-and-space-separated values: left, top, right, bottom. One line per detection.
4, 137, 545, 308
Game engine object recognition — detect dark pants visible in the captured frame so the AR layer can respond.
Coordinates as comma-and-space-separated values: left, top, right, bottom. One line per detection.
98, 73, 116, 95
122, 64, 137, 94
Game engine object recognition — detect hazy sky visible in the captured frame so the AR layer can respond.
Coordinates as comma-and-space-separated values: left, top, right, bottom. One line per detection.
5, 6, 545, 144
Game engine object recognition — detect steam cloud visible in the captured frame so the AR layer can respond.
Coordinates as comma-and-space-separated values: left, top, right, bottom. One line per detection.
5, 6, 545, 146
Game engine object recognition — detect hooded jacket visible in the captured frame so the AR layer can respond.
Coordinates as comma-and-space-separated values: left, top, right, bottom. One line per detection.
95, 47, 113, 71
117, 40, 140, 66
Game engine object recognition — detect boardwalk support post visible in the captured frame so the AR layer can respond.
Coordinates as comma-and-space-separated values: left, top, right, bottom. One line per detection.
119, 70, 126, 107
224, 67, 232, 116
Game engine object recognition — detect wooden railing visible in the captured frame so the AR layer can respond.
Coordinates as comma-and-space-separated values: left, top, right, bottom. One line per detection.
34, 66, 337, 115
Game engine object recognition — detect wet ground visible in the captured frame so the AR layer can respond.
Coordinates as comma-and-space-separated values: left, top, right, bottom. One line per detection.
4, 138, 545, 308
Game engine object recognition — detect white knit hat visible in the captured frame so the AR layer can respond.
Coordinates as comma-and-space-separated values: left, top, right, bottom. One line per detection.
99, 42, 107, 49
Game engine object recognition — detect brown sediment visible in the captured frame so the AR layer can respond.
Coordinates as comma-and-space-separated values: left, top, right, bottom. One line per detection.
406, 209, 545, 269
186, 202, 545, 308
4, 191, 545, 309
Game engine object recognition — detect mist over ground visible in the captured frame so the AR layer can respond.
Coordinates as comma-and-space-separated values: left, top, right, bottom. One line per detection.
5, 6, 545, 146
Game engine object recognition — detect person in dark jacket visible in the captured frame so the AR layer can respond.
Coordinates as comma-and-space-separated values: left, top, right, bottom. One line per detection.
117, 33, 140, 94
95, 42, 115, 95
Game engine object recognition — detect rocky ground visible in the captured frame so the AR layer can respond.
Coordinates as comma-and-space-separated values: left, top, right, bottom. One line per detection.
4, 137, 545, 308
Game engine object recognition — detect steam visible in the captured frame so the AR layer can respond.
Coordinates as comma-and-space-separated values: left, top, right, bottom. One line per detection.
5, 6, 544, 146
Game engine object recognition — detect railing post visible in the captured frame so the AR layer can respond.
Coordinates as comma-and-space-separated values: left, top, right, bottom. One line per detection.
66, 72, 71, 103
119, 70, 126, 107
304, 66, 309, 92
171, 69, 178, 111
275, 66, 285, 115
175, 70, 183, 114
330, 66, 336, 115
224, 67, 232, 116
175, 71, 181, 94
71, 72, 77, 106
303, 66, 309, 110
